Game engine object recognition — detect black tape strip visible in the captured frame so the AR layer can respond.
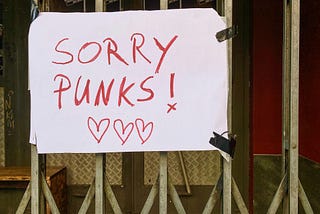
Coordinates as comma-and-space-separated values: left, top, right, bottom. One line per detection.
31, 0, 39, 22
209, 132, 236, 158
215, 25, 238, 42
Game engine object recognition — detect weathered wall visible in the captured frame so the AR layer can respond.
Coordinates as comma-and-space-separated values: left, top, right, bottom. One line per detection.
3, 0, 31, 166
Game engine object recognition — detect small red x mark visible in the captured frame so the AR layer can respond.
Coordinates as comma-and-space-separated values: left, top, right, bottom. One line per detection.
167, 103, 177, 113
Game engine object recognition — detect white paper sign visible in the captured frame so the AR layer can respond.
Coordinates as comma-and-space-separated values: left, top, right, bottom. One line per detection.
29, 9, 228, 153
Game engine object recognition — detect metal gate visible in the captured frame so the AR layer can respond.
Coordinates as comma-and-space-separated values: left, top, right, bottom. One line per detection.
16, 0, 250, 213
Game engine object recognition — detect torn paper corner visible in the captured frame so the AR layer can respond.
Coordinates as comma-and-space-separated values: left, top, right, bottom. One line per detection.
29, 131, 37, 145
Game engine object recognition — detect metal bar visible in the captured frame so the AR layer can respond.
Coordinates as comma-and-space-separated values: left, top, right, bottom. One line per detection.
177, 151, 191, 194
83, 0, 87, 12
298, 179, 314, 213
168, 177, 186, 214
95, 154, 105, 214
96, 0, 104, 12
41, 172, 60, 214
158, 2, 168, 213
94, 2, 105, 212
202, 174, 223, 214
78, 179, 96, 214
267, 174, 288, 214
31, 144, 41, 214
282, 0, 291, 212
231, 177, 249, 214
289, 0, 300, 212
159, 152, 168, 214
104, 176, 122, 213
16, 182, 31, 214
223, 0, 233, 211
223, 158, 232, 214
216, 0, 224, 16
141, 177, 159, 214
160, 0, 168, 10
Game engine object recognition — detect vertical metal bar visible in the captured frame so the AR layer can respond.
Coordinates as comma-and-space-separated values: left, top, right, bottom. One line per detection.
289, 0, 300, 212
223, 0, 233, 212
94, 2, 105, 212
31, 144, 45, 214
83, 0, 87, 12
31, 145, 39, 214
95, 154, 105, 214
282, 0, 291, 212
160, 0, 168, 10
282, 0, 290, 180
159, 2, 168, 213
159, 151, 168, 214
96, 0, 104, 12
216, 0, 225, 16
223, 159, 232, 214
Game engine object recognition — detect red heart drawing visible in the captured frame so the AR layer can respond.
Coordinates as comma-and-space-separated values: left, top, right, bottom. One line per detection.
113, 119, 134, 145
87, 117, 110, 143
135, 118, 154, 144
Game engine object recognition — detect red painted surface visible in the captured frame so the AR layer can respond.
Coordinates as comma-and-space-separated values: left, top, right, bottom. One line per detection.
252, 0, 320, 163
299, 0, 320, 163
252, 0, 283, 154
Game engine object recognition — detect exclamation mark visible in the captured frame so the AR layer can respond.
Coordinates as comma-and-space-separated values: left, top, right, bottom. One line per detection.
167, 72, 177, 114
170, 73, 175, 98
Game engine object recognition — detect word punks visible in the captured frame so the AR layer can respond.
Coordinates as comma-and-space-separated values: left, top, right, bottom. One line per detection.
52, 33, 178, 74
53, 74, 159, 109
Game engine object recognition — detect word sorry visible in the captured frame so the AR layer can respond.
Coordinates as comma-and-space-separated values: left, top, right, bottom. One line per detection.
52, 33, 179, 74
88, 117, 153, 145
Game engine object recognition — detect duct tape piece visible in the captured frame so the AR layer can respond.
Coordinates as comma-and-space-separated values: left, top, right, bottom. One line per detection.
31, 0, 39, 22
209, 131, 236, 159
215, 25, 238, 42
